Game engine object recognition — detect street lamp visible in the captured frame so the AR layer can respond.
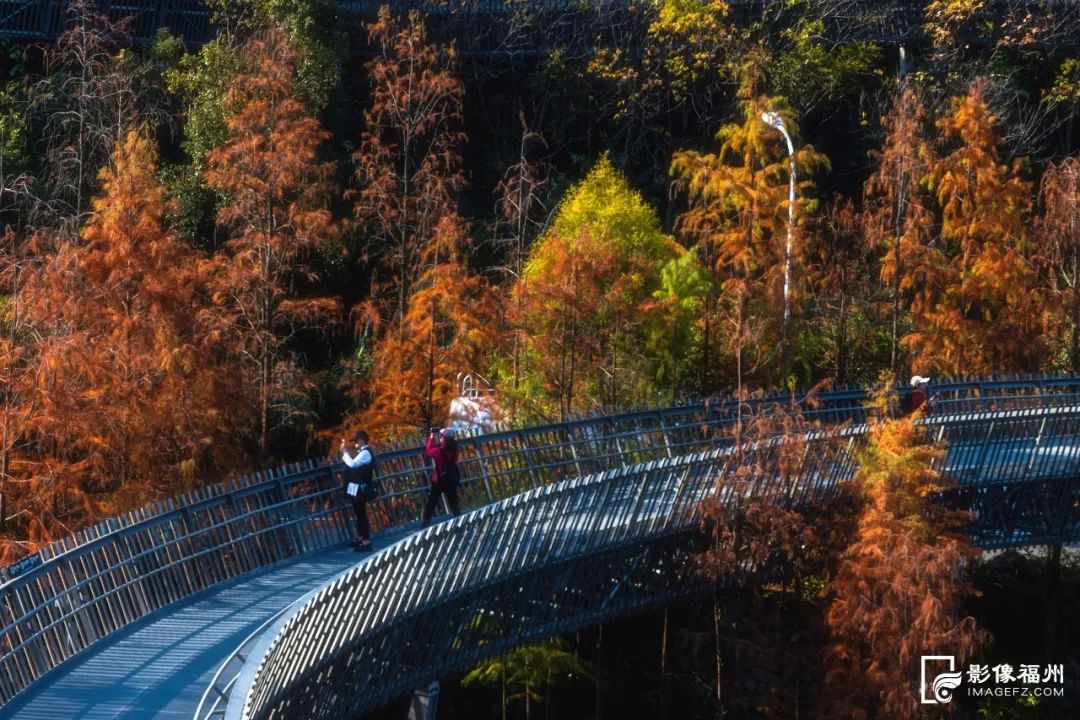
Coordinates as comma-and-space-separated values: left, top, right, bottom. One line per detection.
760, 111, 796, 336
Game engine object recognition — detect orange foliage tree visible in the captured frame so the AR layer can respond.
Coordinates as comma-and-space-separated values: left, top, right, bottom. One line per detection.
0, 231, 46, 559
358, 215, 497, 437
514, 227, 619, 418
205, 26, 339, 455
696, 385, 852, 717
863, 82, 936, 375
808, 195, 875, 384
1038, 156, 1080, 370
493, 115, 549, 400
671, 68, 827, 388
908, 82, 1046, 375
821, 379, 989, 719
0, 131, 243, 560
351, 7, 465, 339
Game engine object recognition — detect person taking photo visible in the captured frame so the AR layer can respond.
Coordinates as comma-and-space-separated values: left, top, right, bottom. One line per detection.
422, 427, 461, 528
340, 431, 377, 552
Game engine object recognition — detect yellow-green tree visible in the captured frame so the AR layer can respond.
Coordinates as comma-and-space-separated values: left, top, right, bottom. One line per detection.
586, 0, 740, 140
910, 82, 1047, 375
463, 638, 593, 720
646, 248, 712, 402
512, 155, 683, 417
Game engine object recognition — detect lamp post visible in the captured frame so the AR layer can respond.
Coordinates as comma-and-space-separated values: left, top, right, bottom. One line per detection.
760, 111, 796, 337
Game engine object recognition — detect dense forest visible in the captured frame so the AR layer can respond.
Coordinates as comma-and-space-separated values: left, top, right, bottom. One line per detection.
1, 1, 1079, 717
4, 0, 1080, 556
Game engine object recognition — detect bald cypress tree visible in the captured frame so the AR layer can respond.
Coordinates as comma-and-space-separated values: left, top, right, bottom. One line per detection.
205, 27, 339, 455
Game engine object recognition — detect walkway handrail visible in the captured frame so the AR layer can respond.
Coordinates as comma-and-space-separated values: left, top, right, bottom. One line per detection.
234, 402, 1080, 720
10, 373, 1076, 574
193, 594, 310, 720
0, 375, 1078, 707
237, 451, 731, 720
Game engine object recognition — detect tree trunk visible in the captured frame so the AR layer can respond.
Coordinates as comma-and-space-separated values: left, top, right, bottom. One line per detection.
659, 607, 668, 720
545, 666, 552, 720
1071, 236, 1079, 371
713, 595, 723, 712
594, 625, 603, 720
1045, 542, 1062, 659
891, 152, 905, 376
525, 654, 531, 720
837, 283, 848, 384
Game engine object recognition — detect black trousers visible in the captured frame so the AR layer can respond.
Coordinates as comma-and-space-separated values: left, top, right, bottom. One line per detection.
351, 495, 370, 541
421, 483, 460, 527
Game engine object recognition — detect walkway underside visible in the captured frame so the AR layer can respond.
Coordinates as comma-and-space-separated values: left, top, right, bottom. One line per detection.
240, 408, 1080, 720
273, 534, 708, 719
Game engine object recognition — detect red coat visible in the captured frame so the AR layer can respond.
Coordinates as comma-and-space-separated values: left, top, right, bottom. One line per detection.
426, 436, 459, 485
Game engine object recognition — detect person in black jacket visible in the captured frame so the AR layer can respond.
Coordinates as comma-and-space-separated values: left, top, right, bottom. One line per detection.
341, 430, 377, 552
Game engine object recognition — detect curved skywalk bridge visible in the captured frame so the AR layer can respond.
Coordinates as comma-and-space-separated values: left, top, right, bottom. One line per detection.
235, 401, 1080, 720
0, 376, 1078, 718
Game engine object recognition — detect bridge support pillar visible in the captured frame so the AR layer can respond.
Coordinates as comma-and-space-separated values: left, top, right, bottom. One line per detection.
407, 681, 440, 720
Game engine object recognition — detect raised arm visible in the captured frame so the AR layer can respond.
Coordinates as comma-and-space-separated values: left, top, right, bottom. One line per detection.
342, 446, 372, 468
426, 435, 440, 459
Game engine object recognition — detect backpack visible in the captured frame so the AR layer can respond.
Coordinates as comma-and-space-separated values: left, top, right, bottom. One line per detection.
346, 447, 380, 501
359, 477, 380, 502
436, 460, 460, 488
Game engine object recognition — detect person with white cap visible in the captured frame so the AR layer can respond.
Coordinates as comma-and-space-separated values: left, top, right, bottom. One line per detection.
908, 375, 931, 414
422, 426, 461, 528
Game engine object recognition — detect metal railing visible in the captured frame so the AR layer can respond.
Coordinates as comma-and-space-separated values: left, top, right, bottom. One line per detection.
234, 402, 1080, 720
0, 375, 1078, 707
15, 374, 1080, 569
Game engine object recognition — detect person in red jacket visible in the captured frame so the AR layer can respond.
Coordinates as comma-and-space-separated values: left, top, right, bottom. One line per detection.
422, 427, 461, 528
908, 375, 932, 414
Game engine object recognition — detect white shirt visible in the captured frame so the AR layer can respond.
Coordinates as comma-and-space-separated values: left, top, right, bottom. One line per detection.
342, 446, 372, 468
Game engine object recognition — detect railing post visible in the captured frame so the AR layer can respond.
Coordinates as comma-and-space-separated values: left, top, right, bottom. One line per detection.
565, 423, 584, 477
656, 411, 673, 458
42, 0, 60, 37
470, 439, 496, 503
973, 421, 995, 483
276, 474, 306, 555
609, 417, 625, 456
407, 681, 440, 720
516, 429, 540, 490
1025, 417, 1047, 476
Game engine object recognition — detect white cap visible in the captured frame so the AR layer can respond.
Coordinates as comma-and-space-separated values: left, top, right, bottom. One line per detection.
910, 375, 931, 387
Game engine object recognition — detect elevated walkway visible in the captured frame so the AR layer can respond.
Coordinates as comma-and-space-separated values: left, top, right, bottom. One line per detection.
0, 376, 1078, 718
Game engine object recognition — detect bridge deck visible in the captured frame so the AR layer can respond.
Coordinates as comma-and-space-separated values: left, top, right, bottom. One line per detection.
0, 531, 412, 719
